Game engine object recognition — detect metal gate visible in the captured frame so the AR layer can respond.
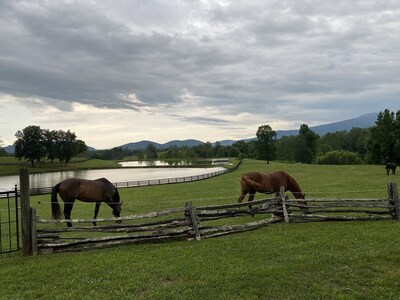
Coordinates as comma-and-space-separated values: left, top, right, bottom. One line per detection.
0, 185, 20, 254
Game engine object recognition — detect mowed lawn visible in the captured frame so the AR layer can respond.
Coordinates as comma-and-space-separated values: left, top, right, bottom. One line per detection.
1, 159, 400, 299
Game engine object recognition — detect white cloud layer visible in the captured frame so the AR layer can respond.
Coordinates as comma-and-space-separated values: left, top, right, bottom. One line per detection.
0, 0, 399, 148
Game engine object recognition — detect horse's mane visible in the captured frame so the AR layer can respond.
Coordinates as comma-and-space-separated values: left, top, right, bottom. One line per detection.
95, 177, 112, 184
95, 177, 119, 202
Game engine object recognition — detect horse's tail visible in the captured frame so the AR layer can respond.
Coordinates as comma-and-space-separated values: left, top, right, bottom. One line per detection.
51, 183, 63, 221
112, 186, 122, 222
241, 174, 264, 191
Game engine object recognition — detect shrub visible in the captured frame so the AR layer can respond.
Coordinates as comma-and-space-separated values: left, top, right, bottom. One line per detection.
316, 150, 363, 165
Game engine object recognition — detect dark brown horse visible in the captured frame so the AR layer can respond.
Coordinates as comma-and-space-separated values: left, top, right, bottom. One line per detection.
51, 178, 122, 227
238, 171, 309, 213
385, 162, 397, 175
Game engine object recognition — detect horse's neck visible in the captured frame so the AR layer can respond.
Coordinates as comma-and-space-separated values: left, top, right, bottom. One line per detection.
287, 177, 303, 198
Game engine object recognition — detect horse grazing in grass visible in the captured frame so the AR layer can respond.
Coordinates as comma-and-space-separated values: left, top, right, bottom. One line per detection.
385, 162, 397, 175
238, 171, 309, 213
51, 178, 122, 227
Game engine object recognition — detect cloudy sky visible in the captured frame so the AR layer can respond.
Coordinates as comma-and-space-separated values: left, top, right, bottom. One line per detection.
0, 0, 399, 149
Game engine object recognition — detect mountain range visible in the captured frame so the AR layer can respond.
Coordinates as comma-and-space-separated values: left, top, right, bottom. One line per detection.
3, 112, 378, 153
119, 112, 378, 151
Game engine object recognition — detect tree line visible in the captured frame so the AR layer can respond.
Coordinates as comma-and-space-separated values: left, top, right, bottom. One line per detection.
3, 109, 399, 165
153, 109, 399, 165
256, 109, 400, 164
12, 125, 87, 165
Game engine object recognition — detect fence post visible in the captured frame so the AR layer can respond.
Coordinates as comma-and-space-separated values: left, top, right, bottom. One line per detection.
14, 184, 21, 251
30, 207, 38, 256
387, 182, 400, 220
280, 186, 290, 224
19, 168, 32, 256
185, 202, 201, 241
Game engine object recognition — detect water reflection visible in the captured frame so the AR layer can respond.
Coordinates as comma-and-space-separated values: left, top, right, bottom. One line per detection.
119, 159, 231, 167
0, 167, 226, 190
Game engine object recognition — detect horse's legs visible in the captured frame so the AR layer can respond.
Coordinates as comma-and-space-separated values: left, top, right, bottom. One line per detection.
237, 189, 248, 203
93, 202, 101, 226
63, 201, 74, 227
248, 193, 256, 216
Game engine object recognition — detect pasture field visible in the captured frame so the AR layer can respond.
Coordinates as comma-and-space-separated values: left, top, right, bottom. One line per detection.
1, 159, 400, 299
0, 157, 121, 176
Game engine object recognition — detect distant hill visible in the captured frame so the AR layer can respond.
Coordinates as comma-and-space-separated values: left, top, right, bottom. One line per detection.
275, 112, 378, 138
3, 113, 378, 153
221, 112, 378, 145
120, 139, 204, 151
4, 145, 15, 154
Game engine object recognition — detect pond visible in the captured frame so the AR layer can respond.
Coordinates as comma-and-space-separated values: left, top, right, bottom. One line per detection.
118, 159, 232, 167
0, 167, 226, 191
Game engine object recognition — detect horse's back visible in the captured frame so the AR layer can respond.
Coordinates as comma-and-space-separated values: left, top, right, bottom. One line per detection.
264, 171, 292, 188
241, 171, 291, 193
57, 178, 82, 200
58, 178, 115, 202
246, 170, 290, 182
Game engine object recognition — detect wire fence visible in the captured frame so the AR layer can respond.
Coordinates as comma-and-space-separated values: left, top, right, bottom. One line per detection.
0, 188, 20, 254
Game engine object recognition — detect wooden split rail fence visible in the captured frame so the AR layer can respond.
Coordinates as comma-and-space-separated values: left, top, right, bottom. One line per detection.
18, 169, 400, 255
30, 196, 284, 254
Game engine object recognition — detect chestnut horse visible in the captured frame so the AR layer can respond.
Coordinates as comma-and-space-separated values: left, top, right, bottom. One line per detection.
237, 171, 309, 213
51, 178, 122, 227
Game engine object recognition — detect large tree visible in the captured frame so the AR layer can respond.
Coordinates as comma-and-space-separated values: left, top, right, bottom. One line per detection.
256, 125, 276, 163
14, 126, 87, 165
294, 124, 319, 163
14, 125, 46, 165
145, 143, 158, 159
0, 138, 7, 156
56, 130, 78, 165
367, 109, 400, 163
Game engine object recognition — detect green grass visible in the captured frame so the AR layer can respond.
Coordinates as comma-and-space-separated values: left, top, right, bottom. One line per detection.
1, 159, 400, 299
0, 157, 121, 176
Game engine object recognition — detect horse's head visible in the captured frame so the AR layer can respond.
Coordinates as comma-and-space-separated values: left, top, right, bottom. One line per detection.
292, 191, 305, 199
112, 201, 123, 223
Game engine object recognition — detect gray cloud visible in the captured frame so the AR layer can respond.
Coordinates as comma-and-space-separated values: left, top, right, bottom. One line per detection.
1, 0, 399, 130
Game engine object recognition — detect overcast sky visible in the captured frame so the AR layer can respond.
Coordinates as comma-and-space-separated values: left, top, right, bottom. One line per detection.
1, 0, 399, 149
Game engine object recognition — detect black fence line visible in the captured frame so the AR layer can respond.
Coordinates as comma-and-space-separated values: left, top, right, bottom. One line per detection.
0, 186, 20, 254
